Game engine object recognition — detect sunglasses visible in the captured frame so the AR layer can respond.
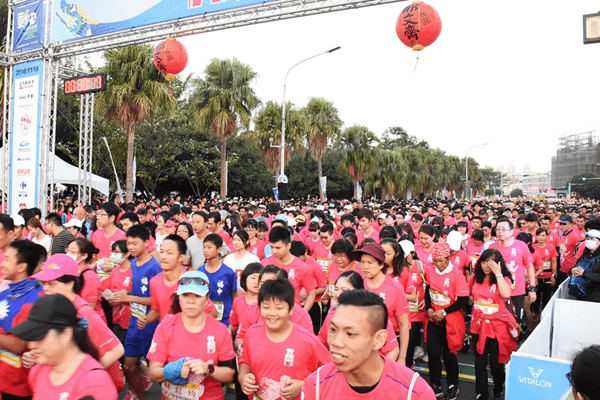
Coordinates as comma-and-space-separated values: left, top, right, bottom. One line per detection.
180, 277, 209, 286
560, 222, 568, 225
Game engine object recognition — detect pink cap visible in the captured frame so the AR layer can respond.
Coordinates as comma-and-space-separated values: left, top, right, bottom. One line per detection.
165, 219, 178, 227
31, 254, 79, 282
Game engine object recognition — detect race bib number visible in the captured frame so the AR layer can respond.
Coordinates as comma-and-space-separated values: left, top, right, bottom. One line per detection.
214, 302, 224, 321
429, 290, 450, 306
0, 349, 21, 368
161, 374, 205, 400
317, 259, 329, 274
474, 300, 499, 315
542, 260, 551, 271
409, 301, 419, 313
96, 258, 114, 279
130, 303, 147, 320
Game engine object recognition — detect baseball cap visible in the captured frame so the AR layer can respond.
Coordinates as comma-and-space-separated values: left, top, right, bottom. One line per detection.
583, 230, 600, 239
165, 219, 178, 227
399, 240, 415, 256
177, 270, 210, 296
446, 231, 463, 251
11, 214, 25, 227
351, 242, 386, 264
8, 294, 80, 341
274, 214, 288, 223
64, 218, 82, 228
377, 213, 388, 220
31, 254, 79, 282
560, 215, 573, 224
410, 205, 420, 211
344, 204, 352, 210
295, 215, 307, 224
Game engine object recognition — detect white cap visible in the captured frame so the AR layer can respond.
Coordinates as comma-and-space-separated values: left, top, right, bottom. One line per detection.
410, 205, 420, 211
11, 214, 25, 227
399, 240, 415, 256
64, 218, 82, 228
288, 218, 297, 227
377, 213, 387, 220
446, 231, 463, 251
344, 204, 352, 210
316, 205, 325, 211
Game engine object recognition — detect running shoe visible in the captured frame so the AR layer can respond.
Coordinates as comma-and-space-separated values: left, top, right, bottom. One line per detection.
413, 346, 425, 360
122, 390, 139, 400
144, 376, 153, 391
447, 384, 459, 400
431, 383, 444, 398
493, 387, 504, 400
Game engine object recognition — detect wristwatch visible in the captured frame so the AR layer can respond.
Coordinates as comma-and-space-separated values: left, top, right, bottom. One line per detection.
442, 310, 447, 317
206, 364, 215, 376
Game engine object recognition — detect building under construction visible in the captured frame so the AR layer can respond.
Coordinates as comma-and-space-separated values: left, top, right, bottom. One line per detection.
551, 128, 600, 193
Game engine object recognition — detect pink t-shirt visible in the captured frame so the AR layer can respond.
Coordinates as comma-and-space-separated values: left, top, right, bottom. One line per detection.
239, 323, 330, 400
326, 260, 360, 295
424, 266, 470, 312
390, 268, 416, 294
357, 229, 379, 246
559, 229, 580, 273
302, 357, 435, 400
466, 241, 484, 268
248, 240, 266, 260
149, 271, 216, 321
236, 302, 313, 341
312, 242, 333, 273
80, 268, 106, 323
229, 293, 254, 327
29, 354, 117, 400
101, 266, 132, 329
450, 250, 471, 275
72, 295, 119, 357
147, 313, 236, 400
407, 262, 427, 323
489, 240, 533, 296
414, 244, 434, 268
304, 237, 321, 256
364, 276, 409, 332
318, 310, 398, 356
533, 243, 558, 280
260, 255, 317, 305
91, 228, 127, 259
304, 256, 328, 302
469, 276, 513, 339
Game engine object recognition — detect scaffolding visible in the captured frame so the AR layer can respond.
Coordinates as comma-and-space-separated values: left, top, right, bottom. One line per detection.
551, 128, 600, 190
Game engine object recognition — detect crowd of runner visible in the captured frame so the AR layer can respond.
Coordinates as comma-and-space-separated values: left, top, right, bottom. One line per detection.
0, 194, 599, 400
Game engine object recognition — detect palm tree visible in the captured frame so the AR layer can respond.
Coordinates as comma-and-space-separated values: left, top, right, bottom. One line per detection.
97, 44, 174, 202
251, 100, 305, 171
338, 125, 378, 199
189, 58, 260, 198
303, 97, 342, 201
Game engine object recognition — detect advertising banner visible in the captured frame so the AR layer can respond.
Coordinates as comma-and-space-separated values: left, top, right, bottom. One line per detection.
11, 60, 43, 213
13, 0, 44, 52
506, 355, 571, 400
51, 0, 280, 44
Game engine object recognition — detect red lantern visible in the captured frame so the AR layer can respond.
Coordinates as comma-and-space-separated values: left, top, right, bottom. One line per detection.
395, 2, 442, 51
153, 37, 188, 80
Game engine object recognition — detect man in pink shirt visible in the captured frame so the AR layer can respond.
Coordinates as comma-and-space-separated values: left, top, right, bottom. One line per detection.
356, 208, 379, 245
91, 202, 127, 260
557, 214, 581, 286
206, 211, 231, 248
489, 218, 537, 327
261, 226, 318, 312
302, 290, 434, 400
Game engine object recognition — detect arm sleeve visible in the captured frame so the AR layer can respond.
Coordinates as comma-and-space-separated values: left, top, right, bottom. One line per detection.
424, 285, 432, 310
443, 296, 469, 314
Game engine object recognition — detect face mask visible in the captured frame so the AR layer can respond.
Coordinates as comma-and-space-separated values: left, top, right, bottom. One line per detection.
585, 239, 600, 251
67, 253, 78, 262
110, 253, 124, 264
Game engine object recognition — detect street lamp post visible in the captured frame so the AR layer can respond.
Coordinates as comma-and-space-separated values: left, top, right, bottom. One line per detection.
465, 142, 488, 199
277, 46, 341, 183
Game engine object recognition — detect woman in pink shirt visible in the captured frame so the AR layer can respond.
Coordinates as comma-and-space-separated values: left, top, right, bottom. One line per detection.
416, 224, 438, 268
9, 294, 118, 400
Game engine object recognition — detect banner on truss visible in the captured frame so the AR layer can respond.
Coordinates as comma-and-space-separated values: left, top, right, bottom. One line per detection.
13, 0, 44, 51
10, 60, 43, 213
50, 0, 279, 44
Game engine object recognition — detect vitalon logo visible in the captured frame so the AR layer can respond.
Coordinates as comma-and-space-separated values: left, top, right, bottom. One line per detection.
519, 367, 551, 387
529, 368, 543, 379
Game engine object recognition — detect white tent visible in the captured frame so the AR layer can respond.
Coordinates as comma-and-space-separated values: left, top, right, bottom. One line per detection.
1, 147, 110, 195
